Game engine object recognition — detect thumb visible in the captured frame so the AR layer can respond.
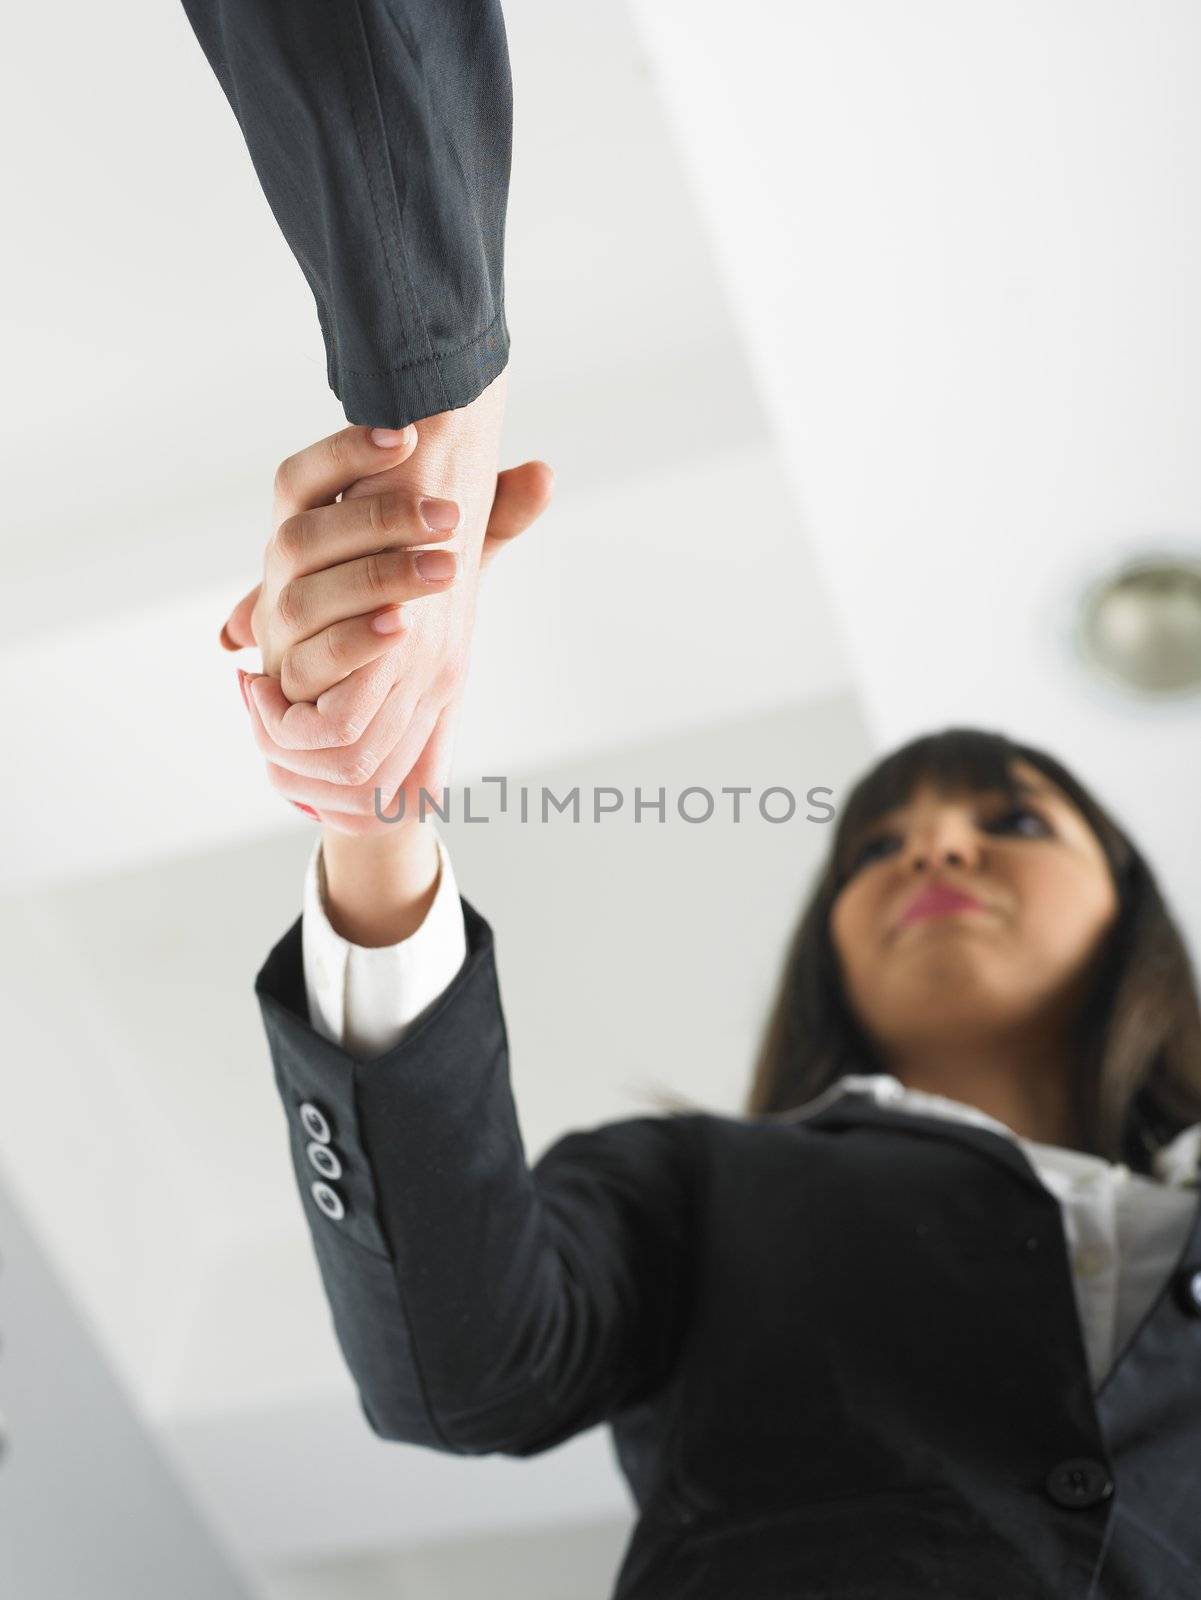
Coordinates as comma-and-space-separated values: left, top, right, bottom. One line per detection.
479, 460, 556, 575
219, 582, 261, 651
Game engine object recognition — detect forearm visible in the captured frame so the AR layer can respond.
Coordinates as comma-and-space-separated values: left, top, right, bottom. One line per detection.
254, 894, 698, 1456
320, 821, 441, 947
178, 0, 513, 427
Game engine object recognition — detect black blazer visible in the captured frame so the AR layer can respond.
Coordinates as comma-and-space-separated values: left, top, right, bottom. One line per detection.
255, 894, 1201, 1599
179, 0, 512, 428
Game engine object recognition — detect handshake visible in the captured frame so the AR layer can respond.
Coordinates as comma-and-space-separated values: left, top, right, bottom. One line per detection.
221, 370, 555, 839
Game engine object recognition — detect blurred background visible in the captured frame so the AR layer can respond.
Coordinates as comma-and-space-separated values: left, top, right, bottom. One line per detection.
1, 0, 1198, 1595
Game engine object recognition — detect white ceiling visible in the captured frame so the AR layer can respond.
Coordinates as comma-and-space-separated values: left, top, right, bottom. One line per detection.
629, 0, 1201, 953
0, 0, 844, 894
3, 0, 1199, 1587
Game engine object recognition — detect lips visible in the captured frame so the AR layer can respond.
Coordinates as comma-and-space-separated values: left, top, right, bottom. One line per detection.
897, 883, 986, 929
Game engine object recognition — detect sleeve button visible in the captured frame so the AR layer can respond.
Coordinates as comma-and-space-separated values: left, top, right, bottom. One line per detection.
1044, 1457, 1113, 1509
299, 1102, 332, 1144
1174, 1265, 1201, 1317
311, 1181, 345, 1221
307, 1142, 343, 1181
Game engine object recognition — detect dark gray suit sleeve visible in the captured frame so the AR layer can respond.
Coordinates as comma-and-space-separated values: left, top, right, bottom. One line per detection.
178, 0, 512, 428
253, 893, 698, 1456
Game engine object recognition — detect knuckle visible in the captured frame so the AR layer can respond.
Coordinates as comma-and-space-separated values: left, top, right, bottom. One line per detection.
327, 711, 366, 749
271, 513, 305, 566
279, 657, 306, 709
275, 579, 306, 632
326, 428, 352, 473
272, 455, 297, 502
333, 746, 379, 786
321, 626, 346, 674
362, 550, 392, 598
367, 490, 402, 540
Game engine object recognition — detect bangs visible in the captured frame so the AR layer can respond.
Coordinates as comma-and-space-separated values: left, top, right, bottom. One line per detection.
832, 727, 1033, 887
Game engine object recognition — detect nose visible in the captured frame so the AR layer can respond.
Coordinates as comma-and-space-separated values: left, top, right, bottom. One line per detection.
902, 813, 981, 874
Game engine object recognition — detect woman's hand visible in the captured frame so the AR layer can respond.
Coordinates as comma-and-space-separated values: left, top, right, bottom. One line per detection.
242, 678, 465, 839
227, 415, 555, 835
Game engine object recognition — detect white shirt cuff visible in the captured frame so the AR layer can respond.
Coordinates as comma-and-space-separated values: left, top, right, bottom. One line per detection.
301, 829, 468, 1060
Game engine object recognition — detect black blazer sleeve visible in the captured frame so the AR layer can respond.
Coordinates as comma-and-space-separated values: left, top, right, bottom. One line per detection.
253, 893, 699, 1456
178, 0, 512, 428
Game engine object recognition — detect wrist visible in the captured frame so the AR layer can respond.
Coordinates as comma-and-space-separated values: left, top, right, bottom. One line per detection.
319, 819, 442, 946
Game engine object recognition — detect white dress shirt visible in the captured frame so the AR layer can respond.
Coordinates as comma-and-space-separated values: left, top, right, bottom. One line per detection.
299, 835, 1201, 1392
301, 830, 467, 1061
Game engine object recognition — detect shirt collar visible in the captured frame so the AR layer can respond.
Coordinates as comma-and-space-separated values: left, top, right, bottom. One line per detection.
811, 1073, 1201, 1191
1151, 1121, 1201, 1188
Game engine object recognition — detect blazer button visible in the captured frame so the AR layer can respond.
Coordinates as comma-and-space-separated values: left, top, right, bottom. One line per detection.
311, 1181, 345, 1221
1173, 1266, 1201, 1317
299, 1101, 332, 1144
1045, 1458, 1114, 1509
307, 1141, 343, 1181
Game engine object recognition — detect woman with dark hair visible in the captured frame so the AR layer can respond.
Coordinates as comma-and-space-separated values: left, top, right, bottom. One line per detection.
746, 727, 1201, 1167
238, 423, 1201, 1598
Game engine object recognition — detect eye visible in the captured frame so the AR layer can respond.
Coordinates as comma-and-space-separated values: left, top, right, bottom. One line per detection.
842, 803, 1051, 878
987, 804, 1053, 838
845, 831, 900, 873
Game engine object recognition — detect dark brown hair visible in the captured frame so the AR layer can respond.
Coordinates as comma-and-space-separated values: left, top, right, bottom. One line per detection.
646, 727, 1201, 1173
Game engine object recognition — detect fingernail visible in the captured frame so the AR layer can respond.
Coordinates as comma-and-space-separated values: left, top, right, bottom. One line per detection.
371, 606, 407, 634
415, 550, 457, 582
370, 426, 414, 448
219, 622, 238, 652
236, 669, 251, 710
292, 802, 319, 819
419, 497, 460, 531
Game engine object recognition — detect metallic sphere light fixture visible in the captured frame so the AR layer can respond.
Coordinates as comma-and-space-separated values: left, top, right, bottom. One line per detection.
1076, 555, 1201, 697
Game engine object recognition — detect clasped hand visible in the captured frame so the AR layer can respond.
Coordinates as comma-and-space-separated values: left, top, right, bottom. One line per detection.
221, 373, 555, 836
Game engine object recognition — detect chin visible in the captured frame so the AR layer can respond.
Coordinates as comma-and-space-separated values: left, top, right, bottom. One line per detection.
895, 935, 994, 983
887, 949, 1008, 1014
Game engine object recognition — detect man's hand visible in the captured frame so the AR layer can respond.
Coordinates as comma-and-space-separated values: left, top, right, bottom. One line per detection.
222, 369, 510, 745
224, 373, 555, 833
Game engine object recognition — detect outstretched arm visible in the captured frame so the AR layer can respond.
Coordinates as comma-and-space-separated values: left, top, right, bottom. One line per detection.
178, 0, 513, 428
231, 406, 695, 1458
255, 894, 700, 1457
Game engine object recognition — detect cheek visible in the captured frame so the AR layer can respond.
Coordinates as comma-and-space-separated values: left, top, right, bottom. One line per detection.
829, 885, 879, 995
1011, 861, 1117, 971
